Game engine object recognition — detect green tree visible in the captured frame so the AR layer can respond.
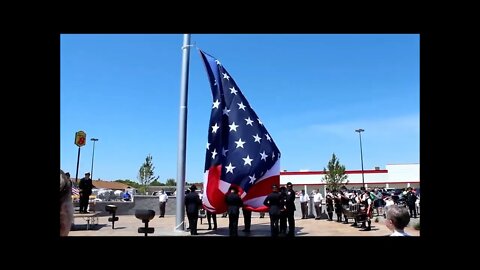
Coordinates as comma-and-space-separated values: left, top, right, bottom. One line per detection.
165, 178, 176, 186
150, 179, 165, 186
137, 154, 160, 194
322, 153, 348, 190
114, 179, 141, 189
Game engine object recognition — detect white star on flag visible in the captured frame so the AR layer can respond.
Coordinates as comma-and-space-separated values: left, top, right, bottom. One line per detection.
234, 138, 246, 148
229, 122, 239, 132
260, 151, 268, 161
211, 123, 220, 133
242, 155, 253, 166
222, 107, 231, 116
212, 99, 220, 109
245, 117, 254, 126
229, 86, 238, 95
225, 162, 235, 174
238, 102, 246, 111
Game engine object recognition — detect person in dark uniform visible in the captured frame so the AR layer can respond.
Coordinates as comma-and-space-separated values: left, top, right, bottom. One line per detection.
405, 187, 418, 218
225, 186, 243, 237
279, 186, 288, 235
325, 188, 334, 221
206, 209, 217, 230
333, 189, 343, 222
185, 184, 202, 235
263, 184, 282, 237
340, 186, 350, 224
242, 207, 251, 233
259, 212, 265, 218
285, 182, 296, 236
78, 172, 95, 213
359, 187, 373, 231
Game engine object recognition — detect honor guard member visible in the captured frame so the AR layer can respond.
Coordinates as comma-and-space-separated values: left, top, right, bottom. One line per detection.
285, 182, 297, 236
340, 186, 351, 224
359, 187, 373, 231
279, 186, 288, 234
78, 172, 95, 213
225, 186, 243, 237
206, 209, 217, 230
406, 187, 418, 218
333, 189, 343, 222
325, 188, 334, 221
185, 184, 202, 235
263, 184, 282, 237
242, 207, 252, 233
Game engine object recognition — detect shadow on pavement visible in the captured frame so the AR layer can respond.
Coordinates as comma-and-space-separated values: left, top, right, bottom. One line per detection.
71, 224, 107, 231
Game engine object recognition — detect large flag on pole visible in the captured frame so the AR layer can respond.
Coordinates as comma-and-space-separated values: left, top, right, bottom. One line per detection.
199, 50, 281, 213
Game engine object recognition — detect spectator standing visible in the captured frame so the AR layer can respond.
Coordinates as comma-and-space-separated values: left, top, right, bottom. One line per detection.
313, 189, 323, 220
299, 190, 309, 219
60, 170, 74, 236
158, 189, 168, 217
385, 205, 411, 236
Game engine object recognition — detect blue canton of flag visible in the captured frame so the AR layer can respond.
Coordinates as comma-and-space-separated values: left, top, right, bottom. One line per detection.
199, 50, 281, 213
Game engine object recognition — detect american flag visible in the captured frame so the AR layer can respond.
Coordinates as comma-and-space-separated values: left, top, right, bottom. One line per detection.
199, 50, 280, 213
71, 184, 79, 196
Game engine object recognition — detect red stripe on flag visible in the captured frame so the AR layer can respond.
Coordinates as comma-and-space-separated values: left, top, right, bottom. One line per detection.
243, 174, 280, 212
204, 165, 228, 214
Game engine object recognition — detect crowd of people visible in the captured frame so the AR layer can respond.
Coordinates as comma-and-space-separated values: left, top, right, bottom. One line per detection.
183, 183, 418, 237
61, 171, 417, 237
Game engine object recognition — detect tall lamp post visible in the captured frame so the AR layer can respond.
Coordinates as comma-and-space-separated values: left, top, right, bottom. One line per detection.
355, 129, 365, 189
90, 138, 99, 180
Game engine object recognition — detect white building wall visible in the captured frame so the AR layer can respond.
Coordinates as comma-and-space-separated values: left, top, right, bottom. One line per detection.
280, 171, 389, 185
280, 164, 419, 186
281, 174, 322, 185
386, 164, 420, 182
345, 172, 388, 184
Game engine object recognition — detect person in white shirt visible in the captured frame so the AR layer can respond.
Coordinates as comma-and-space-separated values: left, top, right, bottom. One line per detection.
158, 189, 168, 218
299, 190, 310, 219
313, 189, 324, 220
385, 205, 411, 236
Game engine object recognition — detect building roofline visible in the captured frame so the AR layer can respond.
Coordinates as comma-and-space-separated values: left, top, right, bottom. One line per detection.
280, 169, 388, 175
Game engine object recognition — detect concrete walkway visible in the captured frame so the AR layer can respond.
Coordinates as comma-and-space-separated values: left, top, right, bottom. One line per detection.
68, 214, 420, 237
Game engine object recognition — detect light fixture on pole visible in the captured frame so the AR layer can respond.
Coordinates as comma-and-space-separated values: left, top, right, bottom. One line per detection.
355, 129, 365, 189
90, 138, 99, 180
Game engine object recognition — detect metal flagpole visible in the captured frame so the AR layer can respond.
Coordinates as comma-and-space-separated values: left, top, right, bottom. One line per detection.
175, 34, 191, 232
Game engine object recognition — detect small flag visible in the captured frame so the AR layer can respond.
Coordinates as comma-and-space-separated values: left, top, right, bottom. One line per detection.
71, 184, 79, 196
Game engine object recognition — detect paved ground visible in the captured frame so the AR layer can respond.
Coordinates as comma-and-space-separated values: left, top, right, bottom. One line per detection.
68, 214, 420, 237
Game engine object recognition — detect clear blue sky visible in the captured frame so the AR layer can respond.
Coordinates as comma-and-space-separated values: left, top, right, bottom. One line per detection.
60, 34, 419, 183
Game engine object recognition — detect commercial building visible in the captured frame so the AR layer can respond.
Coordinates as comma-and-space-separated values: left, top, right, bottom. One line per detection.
280, 163, 419, 194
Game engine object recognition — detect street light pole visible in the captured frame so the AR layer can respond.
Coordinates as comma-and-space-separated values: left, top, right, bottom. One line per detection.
90, 138, 99, 180
355, 129, 365, 189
